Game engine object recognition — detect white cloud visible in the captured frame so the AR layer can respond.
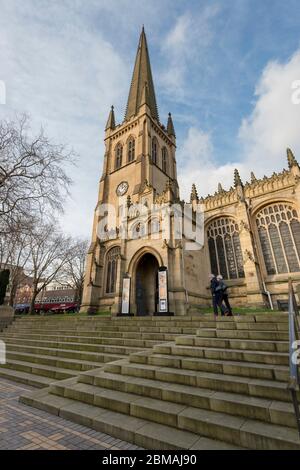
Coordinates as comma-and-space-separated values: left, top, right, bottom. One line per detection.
179, 48, 300, 200
178, 127, 238, 200
0, 1, 129, 238
160, 5, 220, 99
239, 49, 300, 173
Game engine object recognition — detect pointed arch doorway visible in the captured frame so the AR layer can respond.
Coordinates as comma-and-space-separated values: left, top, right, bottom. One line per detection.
135, 253, 159, 316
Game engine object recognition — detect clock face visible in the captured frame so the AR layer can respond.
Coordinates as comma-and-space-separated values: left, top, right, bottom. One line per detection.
116, 181, 128, 196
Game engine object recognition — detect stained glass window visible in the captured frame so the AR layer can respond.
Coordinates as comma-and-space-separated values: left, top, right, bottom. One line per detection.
105, 247, 120, 294
128, 138, 135, 162
256, 204, 300, 274
162, 147, 168, 173
152, 138, 158, 164
207, 218, 245, 279
115, 144, 122, 169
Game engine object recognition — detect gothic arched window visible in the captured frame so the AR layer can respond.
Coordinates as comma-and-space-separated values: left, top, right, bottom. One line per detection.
162, 147, 168, 173
207, 218, 245, 280
256, 203, 300, 275
115, 144, 123, 169
105, 246, 120, 294
127, 138, 135, 162
152, 138, 158, 164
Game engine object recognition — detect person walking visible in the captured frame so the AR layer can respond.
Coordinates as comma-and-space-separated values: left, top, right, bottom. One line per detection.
209, 274, 226, 317
216, 274, 233, 316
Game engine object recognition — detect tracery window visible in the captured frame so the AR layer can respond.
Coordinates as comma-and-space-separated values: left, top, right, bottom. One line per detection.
105, 246, 120, 294
207, 218, 245, 280
256, 203, 300, 275
162, 147, 168, 173
127, 138, 135, 162
115, 144, 123, 169
152, 138, 158, 164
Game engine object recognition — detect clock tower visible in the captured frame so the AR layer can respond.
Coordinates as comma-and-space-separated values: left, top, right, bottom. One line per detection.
81, 28, 190, 316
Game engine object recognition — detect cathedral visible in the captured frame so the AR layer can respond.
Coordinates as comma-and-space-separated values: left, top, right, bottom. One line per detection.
81, 28, 300, 315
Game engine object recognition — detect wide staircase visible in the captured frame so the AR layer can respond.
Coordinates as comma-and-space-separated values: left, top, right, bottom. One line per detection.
18, 314, 300, 450
0, 315, 204, 388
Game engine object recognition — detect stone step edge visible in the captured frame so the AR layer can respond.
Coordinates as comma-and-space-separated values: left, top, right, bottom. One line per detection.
4, 343, 136, 360
103, 359, 292, 401
77, 364, 292, 406
41, 381, 300, 449
1, 333, 167, 345
51, 375, 296, 430
2, 338, 145, 353
17, 388, 243, 450
0, 358, 82, 379
5, 349, 124, 367
0, 367, 55, 388
75, 369, 296, 427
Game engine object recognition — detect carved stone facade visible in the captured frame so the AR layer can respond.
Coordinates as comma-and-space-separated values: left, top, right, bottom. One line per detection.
199, 159, 300, 309
81, 29, 300, 315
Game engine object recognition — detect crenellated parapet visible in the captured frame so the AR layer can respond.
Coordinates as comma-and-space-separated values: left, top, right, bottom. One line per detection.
244, 168, 296, 198
200, 186, 238, 210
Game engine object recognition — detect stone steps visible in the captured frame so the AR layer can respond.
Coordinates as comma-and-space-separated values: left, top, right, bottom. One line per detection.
6, 327, 200, 338
5, 314, 299, 449
2, 337, 143, 355
0, 358, 76, 381
131, 347, 289, 367
0, 365, 57, 387
187, 337, 288, 353
103, 359, 293, 401
2, 332, 165, 348
73, 369, 296, 428
196, 328, 289, 341
19, 386, 241, 450
34, 380, 300, 449
130, 363, 292, 401
6, 343, 123, 368
1, 316, 204, 387
5, 349, 120, 371
2, 330, 191, 342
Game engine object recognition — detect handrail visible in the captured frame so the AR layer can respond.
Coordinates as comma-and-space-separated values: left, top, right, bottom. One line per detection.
288, 279, 300, 436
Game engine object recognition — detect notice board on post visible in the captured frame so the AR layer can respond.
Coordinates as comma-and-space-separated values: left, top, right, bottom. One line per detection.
158, 266, 168, 313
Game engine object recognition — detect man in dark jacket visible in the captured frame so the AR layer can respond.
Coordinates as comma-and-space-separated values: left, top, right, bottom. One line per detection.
209, 274, 224, 316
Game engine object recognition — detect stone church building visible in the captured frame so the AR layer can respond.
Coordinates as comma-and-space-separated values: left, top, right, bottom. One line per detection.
81, 28, 300, 315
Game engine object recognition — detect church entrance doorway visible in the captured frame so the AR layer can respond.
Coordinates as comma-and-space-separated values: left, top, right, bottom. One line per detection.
135, 253, 159, 316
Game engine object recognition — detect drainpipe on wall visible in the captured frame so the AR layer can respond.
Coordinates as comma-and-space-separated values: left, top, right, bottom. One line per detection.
262, 280, 274, 310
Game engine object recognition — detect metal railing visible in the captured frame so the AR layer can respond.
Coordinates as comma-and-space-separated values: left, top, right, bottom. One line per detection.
288, 279, 300, 436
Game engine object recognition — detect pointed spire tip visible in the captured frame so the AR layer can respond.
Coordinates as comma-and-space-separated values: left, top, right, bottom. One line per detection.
167, 112, 176, 137
124, 28, 159, 122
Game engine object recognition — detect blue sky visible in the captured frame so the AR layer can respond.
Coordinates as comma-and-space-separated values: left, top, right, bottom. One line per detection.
1, 0, 300, 237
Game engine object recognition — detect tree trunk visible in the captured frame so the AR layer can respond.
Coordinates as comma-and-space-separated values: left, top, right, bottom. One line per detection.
29, 285, 38, 315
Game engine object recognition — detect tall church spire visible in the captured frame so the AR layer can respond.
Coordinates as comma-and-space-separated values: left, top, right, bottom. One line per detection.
125, 27, 159, 122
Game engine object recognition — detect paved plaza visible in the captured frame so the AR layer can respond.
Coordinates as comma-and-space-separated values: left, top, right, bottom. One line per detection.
0, 378, 141, 450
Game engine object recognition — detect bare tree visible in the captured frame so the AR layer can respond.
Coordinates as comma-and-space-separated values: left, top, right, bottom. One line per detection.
25, 219, 74, 314
0, 220, 31, 306
0, 114, 74, 231
57, 238, 89, 304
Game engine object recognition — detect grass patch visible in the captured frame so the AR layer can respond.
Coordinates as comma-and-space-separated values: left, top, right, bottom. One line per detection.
196, 306, 282, 315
